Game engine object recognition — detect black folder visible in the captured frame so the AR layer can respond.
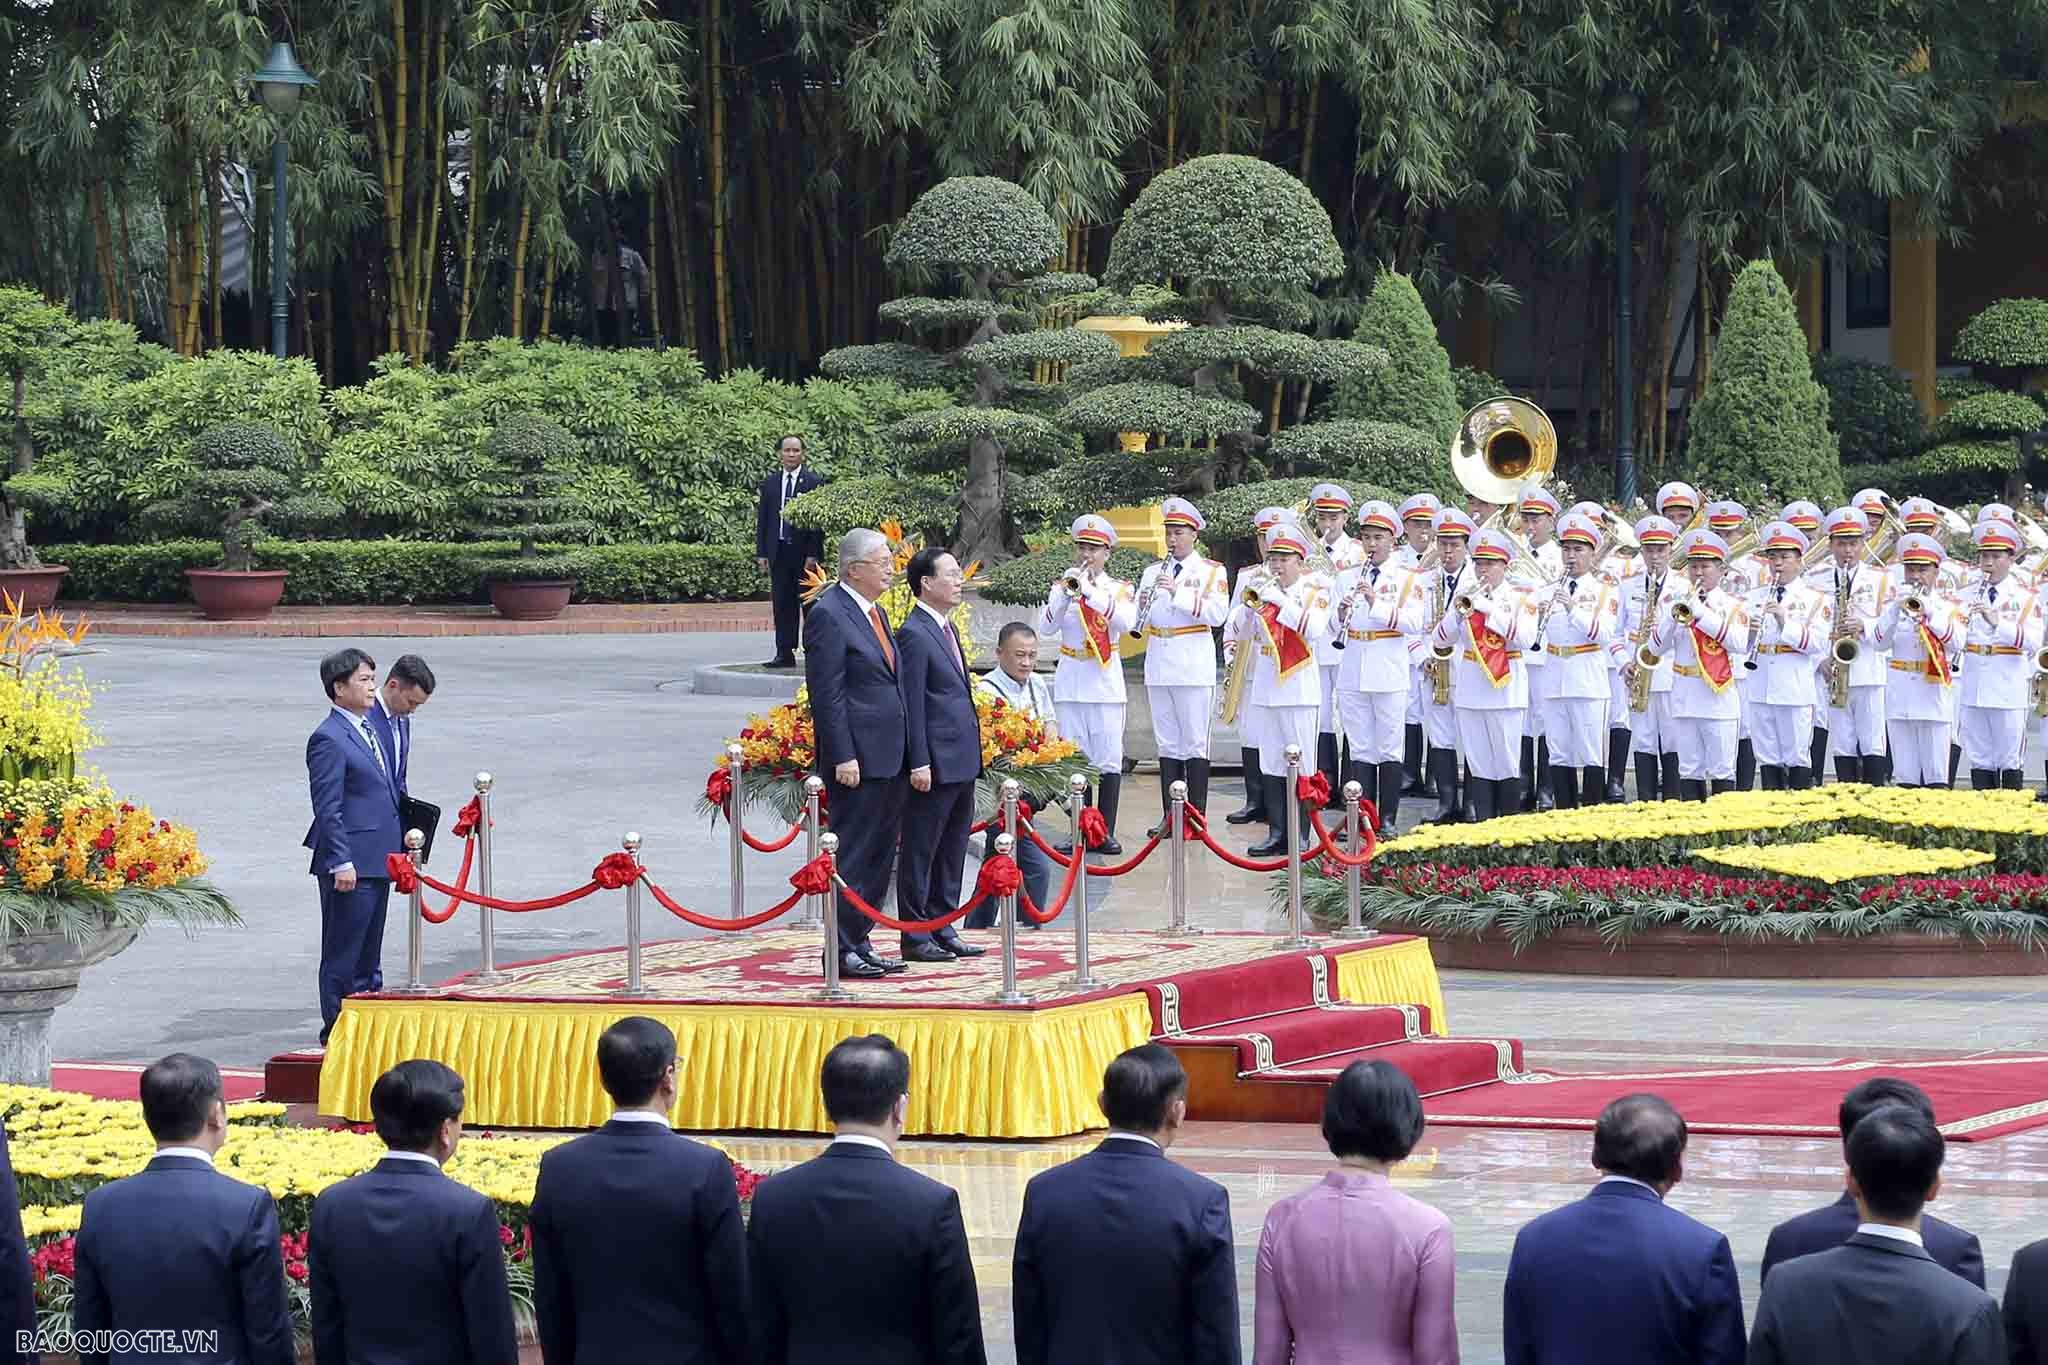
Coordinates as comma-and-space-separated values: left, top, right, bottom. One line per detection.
400, 796, 442, 866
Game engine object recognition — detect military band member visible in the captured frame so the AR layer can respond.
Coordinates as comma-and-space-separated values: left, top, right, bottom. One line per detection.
1135, 497, 1230, 831
1657, 481, 1702, 533
1043, 514, 1138, 853
1332, 501, 1427, 830
1225, 522, 1334, 855
1579, 499, 1636, 800
1745, 522, 1829, 790
1895, 499, 1970, 592
1310, 483, 1364, 802
1654, 529, 1747, 798
1778, 499, 1828, 775
1225, 505, 1298, 828
1806, 507, 1892, 785
1957, 520, 2042, 791
1418, 508, 1478, 821
1879, 534, 1962, 789
1430, 528, 1536, 822
1533, 513, 1621, 809
1518, 486, 1566, 811
1711, 500, 1760, 791
1394, 493, 1443, 798
1618, 516, 1682, 801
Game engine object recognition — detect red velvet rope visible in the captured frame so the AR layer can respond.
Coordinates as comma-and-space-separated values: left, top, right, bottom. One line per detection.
1296, 772, 1332, 810
388, 852, 610, 913
1308, 807, 1379, 868
1182, 809, 1293, 872
643, 877, 803, 930
1083, 832, 1163, 877
1019, 840, 1085, 924
704, 766, 807, 853
834, 877, 990, 934
418, 836, 478, 925
742, 821, 804, 854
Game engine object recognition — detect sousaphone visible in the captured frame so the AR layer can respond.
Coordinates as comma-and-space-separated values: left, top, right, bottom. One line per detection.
1450, 396, 1558, 508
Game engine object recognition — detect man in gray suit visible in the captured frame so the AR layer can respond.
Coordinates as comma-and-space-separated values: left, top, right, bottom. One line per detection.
1749, 1105, 2000, 1364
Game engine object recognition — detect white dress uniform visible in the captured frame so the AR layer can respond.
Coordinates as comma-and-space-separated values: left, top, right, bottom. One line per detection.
1654, 579, 1747, 786
1137, 551, 1230, 759
1519, 536, 1566, 740
1878, 541, 1962, 787
1535, 563, 1621, 772
1957, 563, 2043, 782
1334, 557, 1428, 764
1620, 565, 1680, 756
1745, 569, 1830, 780
1043, 552, 1137, 774
1314, 524, 1366, 727
1430, 536, 1535, 789
1393, 495, 1442, 730
1224, 556, 1333, 779
1805, 550, 1892, 769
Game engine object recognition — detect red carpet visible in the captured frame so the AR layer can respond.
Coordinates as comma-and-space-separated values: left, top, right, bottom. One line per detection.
1425, 1055, 2048, 1142
51, 1063, 266, 1103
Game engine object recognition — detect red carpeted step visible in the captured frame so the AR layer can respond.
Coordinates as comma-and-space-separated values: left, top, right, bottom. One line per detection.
1257, 1035, 1525, 1098
1164, 1004, 1429, 1074
1143, 949, 1331, 1033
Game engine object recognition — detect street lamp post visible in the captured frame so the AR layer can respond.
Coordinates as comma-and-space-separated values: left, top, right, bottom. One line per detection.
247, 43, 317, 359
1610, 90, 1640, 510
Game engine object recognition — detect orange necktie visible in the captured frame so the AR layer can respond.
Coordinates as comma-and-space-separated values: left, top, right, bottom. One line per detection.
869, 605, 896, 670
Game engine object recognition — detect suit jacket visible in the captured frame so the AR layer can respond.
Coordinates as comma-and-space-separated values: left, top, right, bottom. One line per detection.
1749, 1232, 2002, 1365
1502, 1180, 1744, 1365
528, 1120, 749, 1365
0, 1126, 36, 1365
71, 1154, 296, 1365
2004, 1237, 2048, 1364
803, 585, 908, 779
364, 697, 413, 796
308, 1157, 516, 1365
756, 467, 826, 560
748, 1142, 984, 1365
1761, 1190, 1983, 1287
898, 607, 985, 787
1013, 1137, 1239, 1365
303, 709, 403, 877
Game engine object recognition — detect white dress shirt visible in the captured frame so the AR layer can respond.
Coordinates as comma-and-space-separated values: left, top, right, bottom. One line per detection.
154, 1146, 216, 1166
829, 1133, 895, 1155
608, 1109, 672, 1126
1855, 1221, 1925, 1247
379, 1149, 444, 1168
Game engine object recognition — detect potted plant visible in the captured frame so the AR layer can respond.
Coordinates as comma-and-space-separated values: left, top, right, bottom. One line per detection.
146, 421, 337, 621
467, 412, 594, 621
0, 285, 76, 610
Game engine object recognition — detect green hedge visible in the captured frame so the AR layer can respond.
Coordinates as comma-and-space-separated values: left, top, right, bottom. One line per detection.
45, 540, 766, 605
980, 546, 1160, 607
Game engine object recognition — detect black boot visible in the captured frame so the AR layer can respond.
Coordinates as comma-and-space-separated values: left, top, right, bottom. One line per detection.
2040, 762, 2048, 800
1226, 749, 1265, 823
1633, 752, 1661, 805
1950, 742, 1963, 789
1345, 760, 1377, 835
1095, 772, 1124, 855
1579, 766, 1606, 805
1834, 756, 1862, 785
2003, 768, 2024, 791
1316, 732, 1342, 805
1660, 752, 1682, 801
1467, 775, 1498, 823
1736, 737, 1756, 791
1403, 726, 1427, 794
1460, 762, 1475, 821
1710, 779, 1735, 796
1607, 728, 1632, 802
1971, 768, 1998, 790
1494, 777, 1522, 820
1788, 765, 1814, 790
1247, 775, 1293, 856
1520, 737, 1539, 812
1865, 753, 1890, 787
1549, 764, 1579, 810
1149, 758, 1184, 838
1810, 727, 1830, 783
1535, 737, 1555, 811
1377, 760, 1406, 831
1679, 779, 1707, 802
1427, 750, 1461, 822
1184, 757, 1212, 818
1759, 765, 1784, 791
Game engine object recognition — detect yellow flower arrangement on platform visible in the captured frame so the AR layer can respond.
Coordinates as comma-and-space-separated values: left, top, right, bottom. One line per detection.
0, 592, 94, 783
1691, 834, 1995, 884
798, 519, 985, 667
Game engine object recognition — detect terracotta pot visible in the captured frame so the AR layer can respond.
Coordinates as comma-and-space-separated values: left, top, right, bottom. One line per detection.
0, 565, 68, 611
488, 579, 576, 621
185, 569, 289, 621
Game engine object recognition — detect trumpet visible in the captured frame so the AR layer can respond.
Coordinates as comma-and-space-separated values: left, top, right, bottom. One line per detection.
1454, 591, 1480, 616
1901, 592, 1927, 620
1670, 599, 1696, 626
1060, 567, 1090, 594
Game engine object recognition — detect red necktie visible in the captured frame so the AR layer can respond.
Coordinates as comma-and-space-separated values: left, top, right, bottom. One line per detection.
869, 606, 896, 670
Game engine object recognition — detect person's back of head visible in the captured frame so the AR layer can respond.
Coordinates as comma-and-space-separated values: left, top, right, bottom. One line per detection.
1846, 1104, 1945, 1226
820, 1033, 910, 1135
1322, 1059, 1425, 1165
369, 1059, 465, 1160
597, 1016, 678, 1112
140, 1053, 225, 1149
1837, 1077, 1935, 1154
1591, 1092, 1687, 1191
1098, 1044, 1188, 1144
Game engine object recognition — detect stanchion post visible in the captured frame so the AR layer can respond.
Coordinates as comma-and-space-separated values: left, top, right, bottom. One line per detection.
726, 743, 746, 922
393, 829, 430, 994
470, 772, 505, 983
619, 832, 651, 997
1000, 778, 1021, 924
1335, 780, 1371, 939
801, 775, 825, 927
1283, 744, 1312, 948
993, 833, 1026, 1004
1066, 771, 1089, 852
1163, 779, 1203, 937
816, 832, 850, 1001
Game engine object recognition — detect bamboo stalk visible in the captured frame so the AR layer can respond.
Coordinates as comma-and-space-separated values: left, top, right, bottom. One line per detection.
88, 184, 116, 321
207, 158, 223, 351
414, 18, 450, 361
115, 194, 135, 324
458, 95, 485, 347
646, 184, 663, 343
510, 20, 575, 344
540, 244, 557, 339
705, 0, 732, 371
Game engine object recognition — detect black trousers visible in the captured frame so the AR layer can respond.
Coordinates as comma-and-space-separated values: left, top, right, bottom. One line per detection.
827, 770, 905, 952
769, 541, 809, 656
898, 777, 975, 947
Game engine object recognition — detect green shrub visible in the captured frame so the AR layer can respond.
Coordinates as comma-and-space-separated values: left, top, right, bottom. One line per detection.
1324, 273, 1461, 445
103, 351, 331, 510
781, 475, 960, 548
1014, 453, 1187, 531
1811, 353, 1925, 463
1952, 298, 2048, 371
460, 412, 595, 583
1935, 390, 2048, 440
1839, 458, 1924, 498
1449, 365, 1509, 411
979, 545, 1159, 606
1103, 155, 1346, 300
1687, 261, 1842, 506
139, 421, 340, 572
1936, 375, 1997, 404
1267, 418, 1445, 492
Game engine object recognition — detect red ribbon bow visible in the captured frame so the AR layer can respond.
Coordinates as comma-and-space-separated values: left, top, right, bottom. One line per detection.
705, 767, 734, 812
385, 852, 417, 893
1078, 806, 1109, 850
592, 852, 642, 890
976, 854, 1023, 899
451, 798, 484, 838
1296, 772, 1332, 810
789, 855, 835, 896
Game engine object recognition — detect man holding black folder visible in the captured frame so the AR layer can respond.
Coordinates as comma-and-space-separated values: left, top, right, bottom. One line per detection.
368, 655, 441, 859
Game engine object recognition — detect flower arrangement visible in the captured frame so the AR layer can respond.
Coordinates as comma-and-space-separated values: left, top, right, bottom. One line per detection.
799, 519, 985, 667
0, 593, 94, 783
1691, 834, 1994, 884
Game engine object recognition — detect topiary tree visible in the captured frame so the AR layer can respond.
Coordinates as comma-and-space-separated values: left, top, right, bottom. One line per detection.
1266, 418, 1450, 496
1810, 353, 1925, 467
463, 413, 596, 582
818, 176, 1111, 566
0, 286, 75, 569
1324, 272, 1462, 448
1077, 155, 1384, 494
1947, 298, 2048, 502
141, 422, 340, 573
1686, 261, 1843, 507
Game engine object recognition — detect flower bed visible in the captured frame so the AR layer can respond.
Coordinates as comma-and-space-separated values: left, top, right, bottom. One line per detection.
1690, 834, 1994, 883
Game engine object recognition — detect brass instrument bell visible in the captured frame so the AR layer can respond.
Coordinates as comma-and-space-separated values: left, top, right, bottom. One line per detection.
1450, 397, 1559, 507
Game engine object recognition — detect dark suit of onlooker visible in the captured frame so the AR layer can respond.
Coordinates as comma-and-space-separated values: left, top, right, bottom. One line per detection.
0, 1126, 37, 1365
748, 1140, 984, 1365
310, 1156, 517, 1365
756, 444, 826, 666
1014, 1135, 1239, 1365
2005, 1238, 2048, 1362
896, 586, 986, 959
530, 1117, 750, 1365
1762, 1190, 1983, 1287
1751, 1232, 2001, 1364
72, 1154, 296, 1365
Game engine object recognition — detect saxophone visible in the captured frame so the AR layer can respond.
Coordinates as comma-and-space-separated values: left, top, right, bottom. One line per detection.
1826, 569, 1858, 710
1426, 569, 1454, 705
1627, 572, 1664, 713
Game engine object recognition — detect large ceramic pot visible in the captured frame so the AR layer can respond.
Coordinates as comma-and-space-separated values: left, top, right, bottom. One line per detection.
0, 565, 69, 611
488, 579, 576, 621
0, 921, 141, 1086
186, 568, 289, 621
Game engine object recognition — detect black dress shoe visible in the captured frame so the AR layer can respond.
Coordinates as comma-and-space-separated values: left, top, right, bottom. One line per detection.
1094, 838, 1124, 856
902, 940, 957, 964
934, 930, 986, 957
857, 947, 908, 973
836, 951, 885, 979
763, 655, 796, 669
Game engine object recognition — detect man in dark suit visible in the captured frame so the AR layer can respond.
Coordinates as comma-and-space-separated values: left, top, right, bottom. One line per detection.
756, 435, 826, 668
304, 647, 404, 1044
896, 546, 989, 964
1502, 1093, 1744, 1365
804, 528, 911, 978
748, 1034, 984, 1365
1750, 1105, 2001, 1364
1013, 1044, 1239, 1365
2005, 1237, 2048, 1362
71, 1054, 296, 1365
0, 1122, 36, 1365
309, 1060, 515, 1365
529, 1017, 749, 1365
1761, 1075, 1983, 1286
364, 653, 436, 798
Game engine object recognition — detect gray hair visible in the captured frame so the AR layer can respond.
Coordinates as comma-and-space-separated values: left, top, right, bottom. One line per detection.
839, 528, 888, 580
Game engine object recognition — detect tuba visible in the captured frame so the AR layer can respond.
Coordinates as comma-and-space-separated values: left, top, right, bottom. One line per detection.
1451, 397, 1559, 508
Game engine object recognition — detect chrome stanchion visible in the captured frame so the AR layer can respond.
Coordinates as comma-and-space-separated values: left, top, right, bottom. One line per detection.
470, 772, 505, 983
1334, 780, 1372, 939
726, 742, 746, 921
1163, 779, 1203, 936
800, 775, 825, 927
1282, 744, 1313, 948
393, 829, 430, 994
1066, 771, 1090, 851
993, 833, 1026, 1004
999, 779, 1021, 929
817, 832, 850, 1001
620, 832, 651, 996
